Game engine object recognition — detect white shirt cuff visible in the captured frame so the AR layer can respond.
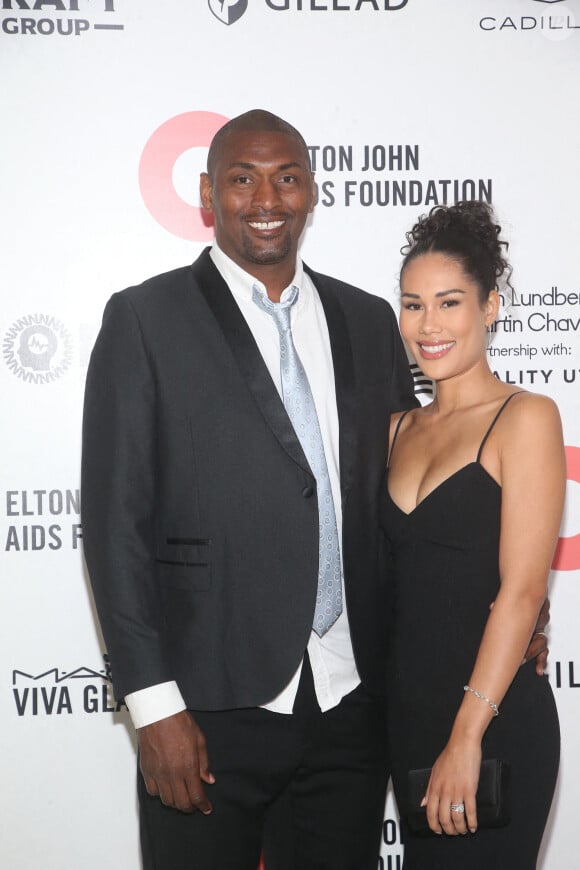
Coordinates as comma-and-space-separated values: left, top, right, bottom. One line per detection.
124, 680, 187, 729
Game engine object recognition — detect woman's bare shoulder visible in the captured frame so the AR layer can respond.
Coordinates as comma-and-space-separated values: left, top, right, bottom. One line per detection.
498, 391, 563, 455
501, 390, 561, 427
388, 403, 428, 436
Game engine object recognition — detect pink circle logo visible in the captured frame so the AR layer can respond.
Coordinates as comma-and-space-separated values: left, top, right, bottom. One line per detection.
552, 446, 580, 572
138, 111, 229, 241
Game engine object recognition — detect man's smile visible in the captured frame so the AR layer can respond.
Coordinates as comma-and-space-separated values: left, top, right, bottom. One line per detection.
247, 219, 286, 230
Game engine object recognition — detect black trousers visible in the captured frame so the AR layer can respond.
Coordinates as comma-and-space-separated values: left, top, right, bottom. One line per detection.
139, 659, 390, 870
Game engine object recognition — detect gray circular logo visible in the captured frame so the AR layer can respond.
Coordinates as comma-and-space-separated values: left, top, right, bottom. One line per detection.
3, 314, 73, 384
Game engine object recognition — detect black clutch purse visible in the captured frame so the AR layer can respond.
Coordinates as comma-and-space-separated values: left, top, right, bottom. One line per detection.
405, 758, 511, 835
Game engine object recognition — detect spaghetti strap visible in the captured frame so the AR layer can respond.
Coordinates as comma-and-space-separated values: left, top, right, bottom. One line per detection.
476, 393, 521, 463
387, 409, 413, 468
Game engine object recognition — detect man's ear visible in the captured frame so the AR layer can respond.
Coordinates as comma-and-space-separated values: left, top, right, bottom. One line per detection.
200, 172, 213, 213
309, 172, 316, 213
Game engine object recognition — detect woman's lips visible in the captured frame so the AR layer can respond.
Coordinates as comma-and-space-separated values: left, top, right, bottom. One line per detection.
417, 340, 455, 360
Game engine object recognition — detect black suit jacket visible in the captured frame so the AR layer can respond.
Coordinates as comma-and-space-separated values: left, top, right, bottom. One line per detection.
81, 248, 415, 710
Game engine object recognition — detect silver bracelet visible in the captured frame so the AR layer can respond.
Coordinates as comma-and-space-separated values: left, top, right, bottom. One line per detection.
463, 685, 499, 717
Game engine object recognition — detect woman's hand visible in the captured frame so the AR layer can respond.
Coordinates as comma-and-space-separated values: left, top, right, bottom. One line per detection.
423, 738, 482, 835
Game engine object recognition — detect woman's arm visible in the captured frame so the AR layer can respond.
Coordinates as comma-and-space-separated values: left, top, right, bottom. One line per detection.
424, 394, 566, 836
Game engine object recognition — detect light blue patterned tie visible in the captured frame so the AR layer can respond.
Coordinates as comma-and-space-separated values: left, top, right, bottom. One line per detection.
253, 284, 342, 637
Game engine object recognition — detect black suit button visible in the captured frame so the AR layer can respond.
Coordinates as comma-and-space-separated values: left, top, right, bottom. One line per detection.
302, 486, 314, 498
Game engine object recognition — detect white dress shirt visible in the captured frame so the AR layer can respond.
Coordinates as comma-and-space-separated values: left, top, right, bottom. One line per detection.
125, 246, 360, 728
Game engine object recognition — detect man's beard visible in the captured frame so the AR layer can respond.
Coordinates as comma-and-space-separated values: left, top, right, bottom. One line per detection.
240, 229, 293, 266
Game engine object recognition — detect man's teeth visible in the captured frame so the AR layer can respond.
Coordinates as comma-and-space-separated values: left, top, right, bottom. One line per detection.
420, 341, 454, 353
248, 220, 285, 230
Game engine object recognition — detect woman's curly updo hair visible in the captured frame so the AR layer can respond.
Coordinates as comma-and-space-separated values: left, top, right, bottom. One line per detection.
400, 201, 513, 304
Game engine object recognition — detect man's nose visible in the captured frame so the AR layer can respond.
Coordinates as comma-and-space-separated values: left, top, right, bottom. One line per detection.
251, 177, 282, 210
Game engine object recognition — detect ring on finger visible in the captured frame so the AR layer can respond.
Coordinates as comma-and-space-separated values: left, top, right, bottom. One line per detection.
450, 802, 465, 814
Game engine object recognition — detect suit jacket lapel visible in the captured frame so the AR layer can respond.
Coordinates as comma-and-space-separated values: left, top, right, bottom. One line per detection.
191, 250, 313, 477
305, 266, 358, 503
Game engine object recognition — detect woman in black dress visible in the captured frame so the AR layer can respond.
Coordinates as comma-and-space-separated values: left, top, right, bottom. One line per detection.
383, 202, 564, 868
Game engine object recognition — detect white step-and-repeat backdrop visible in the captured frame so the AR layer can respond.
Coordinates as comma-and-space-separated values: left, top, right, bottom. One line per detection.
2, 2, 578, 867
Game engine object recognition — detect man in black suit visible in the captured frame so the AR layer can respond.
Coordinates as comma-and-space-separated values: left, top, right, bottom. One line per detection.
88, 108, 551, 868
82, 109, 550, 870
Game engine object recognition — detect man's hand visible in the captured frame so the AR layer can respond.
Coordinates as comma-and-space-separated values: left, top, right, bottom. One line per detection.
523, 597, 550, 676
138, 710, 215, 814
489, 597, 550, 676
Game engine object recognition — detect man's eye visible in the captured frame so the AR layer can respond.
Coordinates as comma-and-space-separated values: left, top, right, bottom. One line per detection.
280, 175, 296, 183
234, 175, 251, 184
